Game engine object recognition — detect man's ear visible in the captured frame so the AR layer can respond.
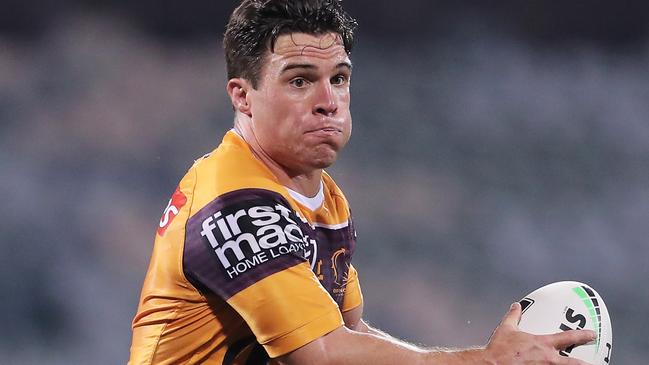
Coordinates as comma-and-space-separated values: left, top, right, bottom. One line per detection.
226, 78, 253, 117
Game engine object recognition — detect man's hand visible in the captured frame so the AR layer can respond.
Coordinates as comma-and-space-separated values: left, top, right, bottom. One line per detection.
483, 302, 596, 365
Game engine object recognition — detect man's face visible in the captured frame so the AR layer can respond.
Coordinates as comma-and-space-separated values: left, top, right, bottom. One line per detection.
247, 32, 352, 175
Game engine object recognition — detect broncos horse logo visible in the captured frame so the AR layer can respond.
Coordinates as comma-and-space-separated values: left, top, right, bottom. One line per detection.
331, 248, 351, 286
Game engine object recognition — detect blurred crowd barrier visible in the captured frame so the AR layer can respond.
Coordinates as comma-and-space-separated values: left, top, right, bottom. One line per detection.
1, 13, 648, 364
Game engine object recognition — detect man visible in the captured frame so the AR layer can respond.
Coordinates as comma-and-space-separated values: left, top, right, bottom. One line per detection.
129, 1, 595, 364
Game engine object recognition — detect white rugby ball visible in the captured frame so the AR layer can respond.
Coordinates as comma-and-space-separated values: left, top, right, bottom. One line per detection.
518, 281, 613, 365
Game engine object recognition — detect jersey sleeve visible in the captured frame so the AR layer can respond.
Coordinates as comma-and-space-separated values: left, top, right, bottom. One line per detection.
341, 264, 363, 312
182, 188, 343, 358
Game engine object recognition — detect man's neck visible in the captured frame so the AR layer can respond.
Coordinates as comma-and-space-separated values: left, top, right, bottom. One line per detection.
233, 123, 322, 197
284, 171, 323, 198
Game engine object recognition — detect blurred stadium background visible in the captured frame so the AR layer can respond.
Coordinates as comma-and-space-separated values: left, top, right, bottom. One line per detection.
2, 0, 648, 363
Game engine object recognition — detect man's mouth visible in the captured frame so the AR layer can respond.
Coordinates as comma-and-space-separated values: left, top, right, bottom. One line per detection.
306, 126, 342, 134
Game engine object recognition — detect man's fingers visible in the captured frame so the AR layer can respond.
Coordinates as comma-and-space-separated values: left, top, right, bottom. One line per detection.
498, 302, 522, 329
544, 329, 597, 349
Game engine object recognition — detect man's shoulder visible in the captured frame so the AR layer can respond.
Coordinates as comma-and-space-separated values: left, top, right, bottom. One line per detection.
181, 131, 287, 214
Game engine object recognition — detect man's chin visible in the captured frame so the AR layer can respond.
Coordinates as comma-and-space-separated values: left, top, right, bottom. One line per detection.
303, 143, 342, 169
311, 160, 335, 170
309, 152, 338, 170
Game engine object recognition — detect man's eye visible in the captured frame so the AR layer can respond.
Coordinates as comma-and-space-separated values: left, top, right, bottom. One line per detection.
332, 75, 348, 85
290, 78, 307, 88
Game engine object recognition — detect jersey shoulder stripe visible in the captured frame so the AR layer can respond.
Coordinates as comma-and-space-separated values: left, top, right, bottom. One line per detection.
184, 188, 309, 300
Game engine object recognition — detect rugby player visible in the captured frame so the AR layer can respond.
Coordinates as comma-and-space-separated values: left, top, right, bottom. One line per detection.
128, 0, 596, 364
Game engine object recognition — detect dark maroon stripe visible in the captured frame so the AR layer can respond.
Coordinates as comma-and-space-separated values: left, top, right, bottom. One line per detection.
310, 225, 356, 307
313, 225, 356, 255
223, 336, 256, 365
183, 189, 307, 300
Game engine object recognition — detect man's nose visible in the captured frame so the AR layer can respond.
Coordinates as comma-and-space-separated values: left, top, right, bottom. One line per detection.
313, 82, 337, 117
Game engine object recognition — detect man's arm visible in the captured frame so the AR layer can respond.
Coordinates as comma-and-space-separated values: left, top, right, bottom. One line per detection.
342, 302, 412, 342
277, 302, 596, 365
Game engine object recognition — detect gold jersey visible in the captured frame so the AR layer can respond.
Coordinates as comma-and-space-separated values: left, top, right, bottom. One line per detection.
129, 131, 363, 364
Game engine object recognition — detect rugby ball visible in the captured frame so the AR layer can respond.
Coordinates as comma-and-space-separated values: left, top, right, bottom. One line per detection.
518, 281, 613, 365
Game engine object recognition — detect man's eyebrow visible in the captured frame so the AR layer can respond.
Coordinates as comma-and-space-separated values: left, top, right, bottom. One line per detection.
336, 61, 352, 71
280, 63, 317, 74
279, 61, 352, 75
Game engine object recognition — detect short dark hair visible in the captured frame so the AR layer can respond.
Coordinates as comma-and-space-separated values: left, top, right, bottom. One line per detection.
224, 0, 357, 88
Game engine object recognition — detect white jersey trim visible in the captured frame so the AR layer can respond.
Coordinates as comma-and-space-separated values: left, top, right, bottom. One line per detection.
286, 181, 324, 211
312, 221, 350, 230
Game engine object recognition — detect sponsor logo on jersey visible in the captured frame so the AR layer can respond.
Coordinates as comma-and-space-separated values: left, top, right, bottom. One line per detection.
158, 187, 187, 236
184, 189, 356, 301
199, 201, 316, 280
